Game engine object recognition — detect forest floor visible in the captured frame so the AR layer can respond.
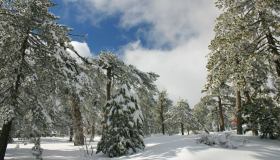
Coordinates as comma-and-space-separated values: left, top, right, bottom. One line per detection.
5, 133, 280, 160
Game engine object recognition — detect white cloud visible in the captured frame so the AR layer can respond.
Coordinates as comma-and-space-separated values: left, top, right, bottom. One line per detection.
69, 0, 219, 106
67, 41, 93, 63
123, 33, 211, 106
71, 41, 92, 58
74, 0, 218, 48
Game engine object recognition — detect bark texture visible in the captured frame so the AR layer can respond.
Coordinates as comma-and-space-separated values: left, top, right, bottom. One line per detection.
218, 96, 225, 131
70, 94, 84, 146
236, 89, 243, 135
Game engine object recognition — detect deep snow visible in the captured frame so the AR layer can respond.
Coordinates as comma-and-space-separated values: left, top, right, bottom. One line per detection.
5, 134, 280, 160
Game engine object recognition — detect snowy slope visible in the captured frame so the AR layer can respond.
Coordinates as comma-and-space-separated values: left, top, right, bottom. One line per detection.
6, 134, 280, 160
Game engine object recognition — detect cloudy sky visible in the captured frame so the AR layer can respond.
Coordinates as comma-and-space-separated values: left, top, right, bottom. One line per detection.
52, 0, 219, 106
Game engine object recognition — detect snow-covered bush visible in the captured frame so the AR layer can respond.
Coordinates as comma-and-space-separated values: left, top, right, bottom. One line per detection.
196, 133, 216, 146
96, 84, 145, 157
196, 132, 237, 149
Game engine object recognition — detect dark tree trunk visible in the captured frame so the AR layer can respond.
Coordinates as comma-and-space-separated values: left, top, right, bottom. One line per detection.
160, 104, 165, 135
215, 106, 220, 132
70, 94, 84, 146
180, 123, 184, 135
217, 96, 225, 131
0, 121, 13, 160
161, 119, 165, 135
102, 67, 112, 134
69, 126, 73, 142
236, 89, 243, 135
90, 123, 95, 142
106, 67, 112, 101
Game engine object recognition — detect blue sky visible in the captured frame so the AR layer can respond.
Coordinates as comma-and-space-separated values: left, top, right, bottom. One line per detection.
50, 0, 219, 106
51, 0, 153, 54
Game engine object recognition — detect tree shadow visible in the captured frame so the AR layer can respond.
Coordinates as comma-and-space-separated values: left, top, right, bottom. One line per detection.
5, 147, 82, 160
237, 137, 280, 160
6, 135, 280, 160
96, 135, 210, 160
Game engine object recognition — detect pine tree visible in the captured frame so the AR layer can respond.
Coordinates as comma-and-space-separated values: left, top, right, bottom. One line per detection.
206, 0, 278, 135
0, 0, 81, 157
193, 100, 211, 131
97, 52, 158, 138
96, 84, 145, 157
166, 99, 193, 135
156, 90, 172, 135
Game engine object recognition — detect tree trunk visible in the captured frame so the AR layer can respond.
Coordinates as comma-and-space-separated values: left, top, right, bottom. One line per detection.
160, 104, 165, 135
90, 123, 95, 142
180, 123, 184, 135
0, 121, 13, 160
215, 106, 220, 132
69, 126, 73, 142
102, 67, 112, 134
236, 89, 243, 135
106, 67, 112, 101
70, 94, 84, 146
217, 96, 225, 131
161, 119, 165, 135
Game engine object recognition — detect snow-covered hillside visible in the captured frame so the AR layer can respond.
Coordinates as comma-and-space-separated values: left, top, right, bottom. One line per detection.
6, 134, 280, 160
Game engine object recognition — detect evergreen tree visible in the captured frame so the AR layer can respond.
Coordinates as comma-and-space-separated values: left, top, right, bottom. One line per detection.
193, 100, 211, 131
166, 99, 193, 135
0, 0, 81, 156
97, 52, 158, 132
96, 84, 145, 157
206, 0, 278, 135
156, 90, 172, 135
135, 78, 158, 136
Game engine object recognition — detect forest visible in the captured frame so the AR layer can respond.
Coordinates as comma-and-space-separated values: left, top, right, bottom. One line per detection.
1, 0, 280, 160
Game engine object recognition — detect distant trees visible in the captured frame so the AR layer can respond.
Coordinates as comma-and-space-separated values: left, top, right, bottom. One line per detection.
165, 99, 194, 135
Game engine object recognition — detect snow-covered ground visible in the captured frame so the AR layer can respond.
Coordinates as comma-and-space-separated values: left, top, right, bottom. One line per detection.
6, 134, 280, 160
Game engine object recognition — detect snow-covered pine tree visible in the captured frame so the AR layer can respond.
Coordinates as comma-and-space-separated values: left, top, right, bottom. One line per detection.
137, 87, 157, 136
156, 90, 172, 135
97, 52, 159, 137
215, 0, 280, 77
0, 0, 82, 157
193, 100, 212, 131
77, 59, 106, 142
128, 65, 158, 136
96, 84, 145, 157
166, 99, 194, 135
242, 87, 280, 138
201, 83, 236, 132
59, 58, 104, 146
206, 0, 277, 135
